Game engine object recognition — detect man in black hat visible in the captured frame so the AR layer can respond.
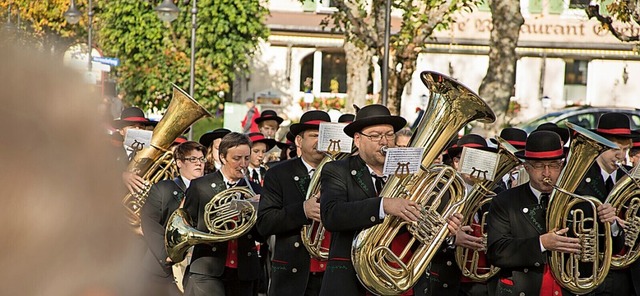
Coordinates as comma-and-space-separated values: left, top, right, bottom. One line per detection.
575, 112, 637, 295
535, 123, 570, 146
199, 128, 231, 174
113, 107, 158, 196
487, 131, 584, 295
257, 110, 331, 296
426, 134, 496, 296
318, 104, 461, 295
491, 127, 528, 192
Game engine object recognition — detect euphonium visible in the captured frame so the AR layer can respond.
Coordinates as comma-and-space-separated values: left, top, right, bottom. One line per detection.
351, 71, 496, 295
546, 122, 618, 294
301, 152, 349, 260
454, 137, 521, 282
166, 179, 258, 262
123, 84, 211, 227
606, 164, 640, 268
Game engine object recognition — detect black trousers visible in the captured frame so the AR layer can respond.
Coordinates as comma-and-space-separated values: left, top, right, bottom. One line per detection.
184, 268, 257, 296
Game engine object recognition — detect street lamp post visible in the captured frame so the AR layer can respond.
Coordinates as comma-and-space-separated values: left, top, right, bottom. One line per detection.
155, 0, 197, 140
64, 0, 94, 72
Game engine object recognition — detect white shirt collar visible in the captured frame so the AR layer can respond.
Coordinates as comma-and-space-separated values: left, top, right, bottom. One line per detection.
366, 164, 386, 179
529, 183, 545, 203
600, 167, 617, 184
300, 158, 316, 175
181, 175, 191, 189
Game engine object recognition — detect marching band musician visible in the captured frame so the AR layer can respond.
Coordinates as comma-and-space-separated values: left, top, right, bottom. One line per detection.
254, 110, 284, 139
182, 132, 262, 296
199, 128, 231, 174
140, 141, 207, 296
113, 107, 158, 194
247, 132, 276, 186
319, 105, 462, 295
491, 128, 528, 192
629, 136, 640, 168
426, 134, 498, 296
575, 112, 635, 295
487, 131, 587, 296
256, 110, 331, 296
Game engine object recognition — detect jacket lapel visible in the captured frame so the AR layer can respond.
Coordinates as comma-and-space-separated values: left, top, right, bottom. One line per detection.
293, 158, 312, 197
171, 177, 187, 203
518, 184, 546, 234
350, 156, 376, 198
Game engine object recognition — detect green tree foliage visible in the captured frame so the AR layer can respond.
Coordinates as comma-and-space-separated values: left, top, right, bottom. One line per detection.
97, 0, 269, 111
587, 1, 640, 43
1, 0, 269, 112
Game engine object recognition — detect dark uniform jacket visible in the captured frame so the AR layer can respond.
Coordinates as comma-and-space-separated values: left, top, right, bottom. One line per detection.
141, 177, 187, 279
257, 157, 319, 295
183, 171, 261, 280
319, 156, 385, 296
487, 183, 550, 295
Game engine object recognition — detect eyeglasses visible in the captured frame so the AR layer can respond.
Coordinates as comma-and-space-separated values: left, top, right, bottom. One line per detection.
526, 161, 563, 171
182, 156, 206, 163
359, 132, 396, 142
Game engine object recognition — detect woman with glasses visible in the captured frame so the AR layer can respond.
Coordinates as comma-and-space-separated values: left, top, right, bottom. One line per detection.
140, 141, 207, 296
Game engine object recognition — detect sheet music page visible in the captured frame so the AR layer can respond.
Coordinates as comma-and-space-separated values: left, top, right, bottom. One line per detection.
632, 165, 640, 179
383, 147, 425, 177
124, 129, 153, 151
317, 122, 352, 153
458, 147, 499, 181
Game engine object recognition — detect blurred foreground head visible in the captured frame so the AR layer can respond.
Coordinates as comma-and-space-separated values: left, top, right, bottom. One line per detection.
0, 35, 140, 295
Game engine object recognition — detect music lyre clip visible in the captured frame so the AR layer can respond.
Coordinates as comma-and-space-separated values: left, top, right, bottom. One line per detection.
394, 162, 412, 181
326, 138, 341, 159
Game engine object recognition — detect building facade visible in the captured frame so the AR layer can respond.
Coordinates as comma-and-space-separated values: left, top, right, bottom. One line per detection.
240, 0, 640, 125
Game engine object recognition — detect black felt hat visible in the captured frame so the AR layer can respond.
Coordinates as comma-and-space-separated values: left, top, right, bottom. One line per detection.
343, 104, 406, 137
199, 128, 231, 147
289, 110, 331, 136
247, 132, 277, 151
254, 110, 284, 125
591, 112, 640, 139
447, 134, 496, 157
514, 131, 565, 160
535, 122, 570, 144
112, 107, 157, 129
338, 113, 355, 123
490, 127, 527, 149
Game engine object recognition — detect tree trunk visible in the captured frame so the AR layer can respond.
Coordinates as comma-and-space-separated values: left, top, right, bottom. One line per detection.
478, 0, 524, 135
388, 44, 418, 116
344, 39, 375, 112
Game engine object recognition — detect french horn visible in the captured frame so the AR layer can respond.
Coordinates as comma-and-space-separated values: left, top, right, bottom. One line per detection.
606, 163, 640, 268
351, 71, 495, 295
166, 183, 258, 263
454, 137, 521, 282
545, 122, 618, 294
123, 84, 211, 227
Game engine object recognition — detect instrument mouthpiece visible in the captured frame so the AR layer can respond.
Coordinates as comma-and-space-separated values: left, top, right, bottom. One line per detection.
380, 146, 388, 155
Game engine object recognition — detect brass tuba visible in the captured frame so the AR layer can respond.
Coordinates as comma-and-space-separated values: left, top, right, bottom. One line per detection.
351, 71, 495, 295
123, 84, 211, 227
545, 122, 617, 294
166, 177, 258, 262
454, 137, 521, 282
606, 164, 640, 268
301, 151, 349, 259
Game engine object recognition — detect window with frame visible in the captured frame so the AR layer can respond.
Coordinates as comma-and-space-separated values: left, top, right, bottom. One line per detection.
569, 0, 590, 9
298, 51, 348, 94
564, 59, 589, 85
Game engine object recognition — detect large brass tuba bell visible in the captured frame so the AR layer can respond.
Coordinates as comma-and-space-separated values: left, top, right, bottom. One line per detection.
123, 84, 211, 227
301, 151, 349, 259
351, 71, 495, 295
606, 164, 640, 269
166, 186, 258, 263
546, 122, 617, 294
454, 137, 521, 282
